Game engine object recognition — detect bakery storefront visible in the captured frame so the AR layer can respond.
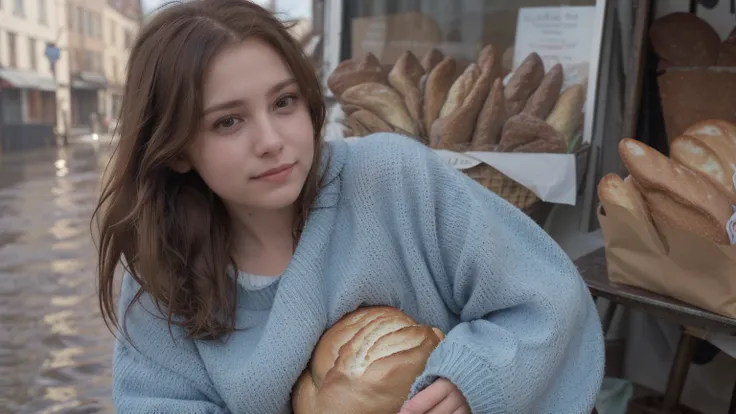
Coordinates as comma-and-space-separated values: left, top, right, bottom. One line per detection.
318, 0, 736, 413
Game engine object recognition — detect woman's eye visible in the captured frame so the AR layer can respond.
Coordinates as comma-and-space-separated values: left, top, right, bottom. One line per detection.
215, 116, 242, 130
275, 95, 298, 110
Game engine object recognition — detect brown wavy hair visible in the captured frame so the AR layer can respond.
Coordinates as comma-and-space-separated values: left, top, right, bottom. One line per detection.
92, 0, 326, 341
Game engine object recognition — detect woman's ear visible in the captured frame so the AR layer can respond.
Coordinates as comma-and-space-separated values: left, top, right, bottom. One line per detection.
171, 156, 192, 173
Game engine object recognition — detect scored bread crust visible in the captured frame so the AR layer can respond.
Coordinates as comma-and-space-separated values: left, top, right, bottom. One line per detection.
342, 83, 417, 136
291, 307, 444, 414
504, 52, 545, 117
598, 173, 652, 225
422, 57, 457, 135
471, 77, 507, 150
618, 138, 733, 244
388, 51, 426, 137
522, 63, 564, 119
670, 135, 736, 204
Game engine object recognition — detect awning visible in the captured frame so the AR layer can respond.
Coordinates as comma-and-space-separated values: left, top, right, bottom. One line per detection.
0, 67, 56, 92
71, 71, 107, 90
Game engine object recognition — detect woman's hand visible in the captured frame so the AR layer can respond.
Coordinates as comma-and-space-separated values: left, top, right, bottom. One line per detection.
398, 378, 470, 414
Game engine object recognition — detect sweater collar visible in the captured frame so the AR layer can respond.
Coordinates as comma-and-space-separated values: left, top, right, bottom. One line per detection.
312, 138, 347, 209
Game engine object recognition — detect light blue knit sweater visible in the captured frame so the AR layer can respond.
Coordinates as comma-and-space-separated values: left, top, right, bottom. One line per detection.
112, 133, 604, 413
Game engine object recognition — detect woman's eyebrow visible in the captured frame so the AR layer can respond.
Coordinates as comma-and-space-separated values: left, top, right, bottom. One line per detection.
268, 78, 297, 95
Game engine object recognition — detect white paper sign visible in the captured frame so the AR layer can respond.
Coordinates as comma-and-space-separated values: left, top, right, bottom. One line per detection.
434, 150, 577, 206
513, 6, 596, 89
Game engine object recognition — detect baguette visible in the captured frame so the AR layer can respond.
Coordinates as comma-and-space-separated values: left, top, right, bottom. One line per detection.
349, 110, 395, 135
522, 64, 564, 119
498, 114, 565, 152
388, 51, 426, 138
328, 54, 388, 99
598, 173, 652, 225
477, 44, 502, 82
512, 137, 567, 154
471, 77, 507, 149
341, 104, 361, 116
545, 84, 586, 147
431, 68, 493, 149
504, 52, 545, 116
670, 135, 736, 203
342, 83, 417, 136
292, 307, 443, 414
422, 57, 457, 135
439, 64, 479, 118
420, 48, 444, 72
682, 119, 736, 169
649, 12, 720, 67
619, 138, 733, 244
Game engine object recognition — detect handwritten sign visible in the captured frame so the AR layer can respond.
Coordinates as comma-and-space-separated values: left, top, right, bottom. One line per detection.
513, 6, 596, 88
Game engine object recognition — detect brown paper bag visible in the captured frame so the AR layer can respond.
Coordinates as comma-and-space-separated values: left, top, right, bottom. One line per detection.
597, 201, 736, 319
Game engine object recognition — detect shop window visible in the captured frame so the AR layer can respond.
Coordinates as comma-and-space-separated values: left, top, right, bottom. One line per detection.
7, 32, 17, 68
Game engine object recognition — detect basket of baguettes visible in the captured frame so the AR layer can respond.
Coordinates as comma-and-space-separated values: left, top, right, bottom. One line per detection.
597, 119, 736, 318
327, 46, 588, 223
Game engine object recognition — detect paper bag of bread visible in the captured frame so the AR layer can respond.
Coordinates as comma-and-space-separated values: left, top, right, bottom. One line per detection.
597, 133, 736, 318
291, 306, 444, 414
649, 12, 736, 142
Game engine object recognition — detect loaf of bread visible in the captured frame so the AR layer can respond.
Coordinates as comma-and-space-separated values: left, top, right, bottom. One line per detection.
717, 43, 736, 66
477, 44, 502, 83
619, 138, 733, 244
545, 84, 586, 147
598, 173, 652, 225
670, 135, 736, 203
682, 119, 736, 169
342, 83, 417, 136
389, 51, 426, 138
421, 48, 444, 72
328, 54, 388, 99
504, 52, 545, 117
431, 66, 493, 149
349, 110, 395, 135
423, 57, 457, 135
498, 114, 565, 152
649, 12, 720, 67
439, 64, 479, 118
291, 307, 444, 414
522, 64, 564, 119
471, 77, 507, 149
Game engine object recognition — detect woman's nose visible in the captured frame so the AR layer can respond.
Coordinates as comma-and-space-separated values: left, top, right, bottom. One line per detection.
253, 113, 285, 156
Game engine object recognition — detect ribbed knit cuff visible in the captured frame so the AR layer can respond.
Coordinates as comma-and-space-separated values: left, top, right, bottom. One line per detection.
409, 340, 507, 414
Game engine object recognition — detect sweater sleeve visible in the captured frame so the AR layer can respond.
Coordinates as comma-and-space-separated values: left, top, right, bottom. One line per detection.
112, 273, 230, 414
390, 138, 604, 413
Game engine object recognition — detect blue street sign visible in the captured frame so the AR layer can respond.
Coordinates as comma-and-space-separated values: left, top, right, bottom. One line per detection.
45, 43, 60, 64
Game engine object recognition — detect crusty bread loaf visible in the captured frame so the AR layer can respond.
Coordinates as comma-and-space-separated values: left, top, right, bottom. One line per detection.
423, 57, 457, 135
388, 51, 426, 137
431, 67, 493, 149
682, 119, 736, 170
619, 138, 733, 244
477, 44, 503, 82
504, 52, 545, 116
670, 135, 736, 203
471, 77, 507, 149
498, 114, 565, 152
349, 110, 395, 135
512, 137, 567, 154
345, 116, 370, 137
328, 54, 388, 99
545, 84, 586, 146
341, 104, 361, 116
439, 64, 479, 118
420, 48, 444, 72
292, 307, 444, 414
717, 43, 736, 66
342, 83, 417, 136
649, 12, 720, 67
598, 173, 652, 224
522, 64, 564, 119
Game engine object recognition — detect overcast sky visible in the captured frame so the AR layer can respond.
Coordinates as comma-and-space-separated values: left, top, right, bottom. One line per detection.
142, 0, 312, 20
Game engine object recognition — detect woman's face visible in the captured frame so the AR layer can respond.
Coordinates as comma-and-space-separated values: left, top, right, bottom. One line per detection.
181, 38, 315, 213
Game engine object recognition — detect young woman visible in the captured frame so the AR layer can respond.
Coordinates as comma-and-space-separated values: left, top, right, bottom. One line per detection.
94, 0, 605, 412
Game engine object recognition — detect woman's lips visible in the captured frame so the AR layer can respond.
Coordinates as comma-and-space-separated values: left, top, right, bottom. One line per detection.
253, 163, 296, 181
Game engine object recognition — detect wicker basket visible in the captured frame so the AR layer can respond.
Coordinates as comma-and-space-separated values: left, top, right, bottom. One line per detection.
439, 143, 590, 227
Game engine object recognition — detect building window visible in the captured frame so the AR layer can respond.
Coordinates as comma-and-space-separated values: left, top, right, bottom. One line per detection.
7, 33, 17, 68
112, 57, 118, 83
67, 3, 74, 29
29, 38, 37, 70
110, 21, 117, 46
76, 7, 84, 34
38, 0, 47, 24
14, 0, 24, 17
